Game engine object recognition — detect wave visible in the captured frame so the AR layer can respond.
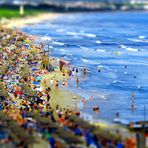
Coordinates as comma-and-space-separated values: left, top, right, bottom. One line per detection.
128, 38, 148, 43
119, 45, 139, 52
52, 41, 65, 46
96, 49, 106, 52
80, 33, 96, 38
82, 59, 100, 65
59, 49, 66, 52
41, 36, 52, 41
80, 46, 89, 51
66, 32, 77, 36
113, 80, 124, 83
126, 47, 138, 52
48, 46, 53, 49
56, 29, 64, 32
96, 40, 102, 44
139, 35, 145, 39
119, 45, 126, 49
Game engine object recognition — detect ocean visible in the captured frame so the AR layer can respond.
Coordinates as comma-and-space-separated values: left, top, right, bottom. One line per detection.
22, 11, 148, 122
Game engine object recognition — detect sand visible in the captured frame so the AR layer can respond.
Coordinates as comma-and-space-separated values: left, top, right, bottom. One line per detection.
3, 13, 60, 28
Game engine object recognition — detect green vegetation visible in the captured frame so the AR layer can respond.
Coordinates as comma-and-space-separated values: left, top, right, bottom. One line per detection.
0, 7, 48, 19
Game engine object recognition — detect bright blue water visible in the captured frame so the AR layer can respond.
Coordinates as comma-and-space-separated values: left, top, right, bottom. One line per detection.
22, 12, 148, 122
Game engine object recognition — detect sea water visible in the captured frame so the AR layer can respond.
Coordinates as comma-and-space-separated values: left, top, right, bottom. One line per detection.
22, 12, 148, 122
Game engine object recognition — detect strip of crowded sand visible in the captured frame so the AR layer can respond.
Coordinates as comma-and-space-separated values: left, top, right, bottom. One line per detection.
1, 12, 81, 110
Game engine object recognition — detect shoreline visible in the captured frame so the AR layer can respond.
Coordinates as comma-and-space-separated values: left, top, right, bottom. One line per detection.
2, 12, 60, 28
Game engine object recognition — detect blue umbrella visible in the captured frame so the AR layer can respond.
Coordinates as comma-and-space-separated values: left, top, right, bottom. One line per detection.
36, 76, 42, 81
31, 68, 38, 71
52, 66, 57, 69
33, 81, 40, 85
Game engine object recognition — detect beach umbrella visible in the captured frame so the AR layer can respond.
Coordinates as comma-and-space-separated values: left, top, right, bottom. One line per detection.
33, 81, 40, 85
52, 66, 57, 69
36, 76, 42, 81
31, 68, 38, 71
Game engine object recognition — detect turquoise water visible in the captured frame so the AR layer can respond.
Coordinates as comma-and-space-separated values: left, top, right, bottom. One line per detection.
22, 12, 148, 122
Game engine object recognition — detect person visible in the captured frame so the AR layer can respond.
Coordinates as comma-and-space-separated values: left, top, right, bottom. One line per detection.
89, 96, 93, 101
98, 67, 101, 73
83, 66, 87, 75
116, 112, 120, 119
132, 91, 134, 98
62, 79, 66, 87
131, 102, 134, 112
72, 67, 75, 77
82, 98, 87, 108
93, 106, 100, 113
138, 84, 141, 91
76, 68, 79, 75
76, 78, 79, 87
50, 78, 53, 85
55, 80, 59, 89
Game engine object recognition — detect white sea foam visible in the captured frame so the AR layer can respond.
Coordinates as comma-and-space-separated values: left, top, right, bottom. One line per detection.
80, 46, 89, 51
80, 33, 96, 38
139, 35, 145, 39
96, 40, 102, 44
52, 41, 65, 46
119, 45, 126, 49
126, 47, 138, 52
120, 45, 138, 52
41, 36, 52, 41
128, 38, 148, 43
59, 49, 66, 52
82, 59, 100, 65
56, 29, 64, 32
97, 65, 104, 68
100, 95, 106, 100
66, 32, 77, 36
96, 49, 106, 52
48, 46, 53, 49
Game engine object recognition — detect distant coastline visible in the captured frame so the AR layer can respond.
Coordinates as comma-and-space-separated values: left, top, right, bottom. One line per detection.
0, 3, 148, 13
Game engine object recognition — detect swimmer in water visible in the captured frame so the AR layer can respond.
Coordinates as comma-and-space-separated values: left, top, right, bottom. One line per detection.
83, 66, 87, 75
98, 66, 101, 73
138, 84, 141, 91
132, 91, 135, 99
93, 106, 100, 113
82, 98, 87, 108
76, 77, 79, 87
89, 96, 93, 101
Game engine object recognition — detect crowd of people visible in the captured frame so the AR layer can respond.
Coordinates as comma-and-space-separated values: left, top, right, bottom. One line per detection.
0, 27, 136, 147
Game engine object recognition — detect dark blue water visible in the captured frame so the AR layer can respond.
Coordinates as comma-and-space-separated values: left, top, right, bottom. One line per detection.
22, 12, 148, 122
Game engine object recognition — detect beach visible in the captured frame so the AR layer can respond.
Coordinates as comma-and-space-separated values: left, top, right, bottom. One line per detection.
0, 11, 140, 147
